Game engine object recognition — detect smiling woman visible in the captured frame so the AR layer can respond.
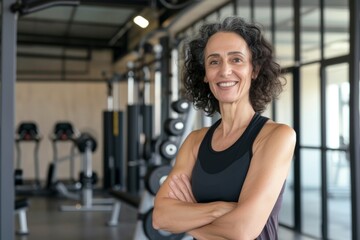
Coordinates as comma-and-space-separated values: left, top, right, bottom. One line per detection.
203, 32, 255, 106
152, 16, 296, 240
183, 17, 284, 116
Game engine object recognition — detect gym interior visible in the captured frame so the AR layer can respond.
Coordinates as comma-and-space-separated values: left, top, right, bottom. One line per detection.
1, 0, 359, 239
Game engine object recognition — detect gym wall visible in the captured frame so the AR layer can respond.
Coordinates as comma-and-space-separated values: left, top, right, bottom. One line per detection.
15, 49, 128, 182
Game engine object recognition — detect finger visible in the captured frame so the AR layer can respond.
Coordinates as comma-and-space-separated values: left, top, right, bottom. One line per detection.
173, 175, 192, 202
168, 190, 177, 199
169, 179, 186, 201
180, 174, 197, 203
173, 175, 193, 203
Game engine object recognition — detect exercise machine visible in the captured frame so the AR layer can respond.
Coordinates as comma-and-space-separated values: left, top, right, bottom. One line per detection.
15, 121, 42, 192
46, 121, 81, 192
15, 197, 29, 235
60, 132, 113, 211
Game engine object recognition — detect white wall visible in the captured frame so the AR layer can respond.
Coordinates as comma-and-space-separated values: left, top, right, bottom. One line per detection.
15, 50, 130, 182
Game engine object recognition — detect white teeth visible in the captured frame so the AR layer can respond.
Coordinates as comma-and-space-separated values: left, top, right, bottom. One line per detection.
218, 82, 236, 87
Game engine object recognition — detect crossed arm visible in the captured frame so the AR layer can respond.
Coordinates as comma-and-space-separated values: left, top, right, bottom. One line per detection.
167, 173, 239, 239
152, 124, 296, 240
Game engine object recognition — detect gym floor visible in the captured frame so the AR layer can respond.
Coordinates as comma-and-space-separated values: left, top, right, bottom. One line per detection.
15, 194, 315, 240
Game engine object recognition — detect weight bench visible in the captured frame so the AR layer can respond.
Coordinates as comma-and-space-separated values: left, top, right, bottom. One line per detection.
15, 197, 29, 235
107, 189, 141, 226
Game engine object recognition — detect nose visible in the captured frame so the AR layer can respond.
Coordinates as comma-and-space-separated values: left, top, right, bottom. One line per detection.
220, 62, 232, 76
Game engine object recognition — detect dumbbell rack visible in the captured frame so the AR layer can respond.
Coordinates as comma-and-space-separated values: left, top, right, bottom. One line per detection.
107, 99, 196, 240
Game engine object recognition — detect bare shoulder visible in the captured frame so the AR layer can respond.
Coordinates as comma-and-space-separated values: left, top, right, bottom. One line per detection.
254, 120, 296, 154
174, 127, 209, 167
181, 127, 209, 154
187, 127, 209, 142
264, 120, 296, 140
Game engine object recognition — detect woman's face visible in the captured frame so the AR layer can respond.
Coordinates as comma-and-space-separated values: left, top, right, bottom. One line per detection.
204, 31, 255, 105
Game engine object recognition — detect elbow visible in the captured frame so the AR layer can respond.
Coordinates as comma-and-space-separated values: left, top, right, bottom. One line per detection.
152, 208, 160, 230
232, 231, 259, 240
152, 207, 180, 233
152, 219, 160, 230
152, 207, 164, 231
152, 201, 178, 232
232, 222, 261, 240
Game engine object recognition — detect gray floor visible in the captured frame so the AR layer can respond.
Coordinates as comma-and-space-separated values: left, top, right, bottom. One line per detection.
15, 194, 316, 240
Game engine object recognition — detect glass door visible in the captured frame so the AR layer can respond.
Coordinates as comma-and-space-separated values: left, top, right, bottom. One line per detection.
324, 62, 351, 239
300, 63, 322, 238
276, 72, 295, 228
296, 61, 351, 239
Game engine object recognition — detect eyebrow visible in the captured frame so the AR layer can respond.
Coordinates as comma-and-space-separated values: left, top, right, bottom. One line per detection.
206, 51, 245, 60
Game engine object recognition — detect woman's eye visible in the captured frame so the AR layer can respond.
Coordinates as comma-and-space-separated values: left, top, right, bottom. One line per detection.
209, 60, 218, 65
232, 57, 242, 63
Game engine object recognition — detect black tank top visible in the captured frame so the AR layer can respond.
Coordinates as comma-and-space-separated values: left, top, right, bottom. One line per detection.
191, 113, 285, 240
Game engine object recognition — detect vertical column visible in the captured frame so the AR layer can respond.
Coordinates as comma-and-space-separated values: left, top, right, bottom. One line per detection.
127, 105, 140, 194
160, 37, 170, 128
270, 0, 277, 119
349, 0, 360, 239
153, 45, 162, 137
103, 111, 124, 189
126, 63, 140, 194
0, 0, 16, 239
292, 0, 302, 233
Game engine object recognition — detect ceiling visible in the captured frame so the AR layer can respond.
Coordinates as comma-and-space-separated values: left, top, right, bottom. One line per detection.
14, 0, 202, 56
13, 0, 349, 79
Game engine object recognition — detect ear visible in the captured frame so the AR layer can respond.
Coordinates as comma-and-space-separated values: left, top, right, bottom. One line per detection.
204, 76, 208, 83
252, 67, 260, 80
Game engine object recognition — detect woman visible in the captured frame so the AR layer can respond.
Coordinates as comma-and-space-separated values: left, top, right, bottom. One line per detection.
152, 16, 296, 240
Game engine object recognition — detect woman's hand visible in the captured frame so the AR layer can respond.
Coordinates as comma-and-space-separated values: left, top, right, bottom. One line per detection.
168, 174, 197, 203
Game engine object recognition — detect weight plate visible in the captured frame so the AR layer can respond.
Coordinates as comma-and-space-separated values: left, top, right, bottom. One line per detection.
145, 165, 172, 195
159, 140, 178, 160
171, 99, 190, 114
164, 118, 185, 136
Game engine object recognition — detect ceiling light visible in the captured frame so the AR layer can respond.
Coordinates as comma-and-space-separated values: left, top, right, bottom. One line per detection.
133, 16, 149, 28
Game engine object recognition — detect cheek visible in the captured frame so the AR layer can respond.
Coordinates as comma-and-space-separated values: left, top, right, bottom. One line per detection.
205, 69, 217, 81
237, 69, 253, 80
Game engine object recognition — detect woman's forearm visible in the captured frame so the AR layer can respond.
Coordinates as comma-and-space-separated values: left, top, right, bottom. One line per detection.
188, 211, 253, 240
152, 198, 221, 233
189, 226, 230, 240
153, 173, 238, 233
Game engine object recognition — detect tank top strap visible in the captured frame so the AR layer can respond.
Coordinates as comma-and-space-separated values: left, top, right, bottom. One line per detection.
201, 113, 269, 152
242, 113, 269, 152
199, 113, 268, 160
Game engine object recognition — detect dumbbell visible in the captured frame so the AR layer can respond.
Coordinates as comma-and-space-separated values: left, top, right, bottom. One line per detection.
143, 208, 186, 240
171, 99, 190, 114
159, 140, 178, 160
164, 118, 185, 136
145, 165, 172, 195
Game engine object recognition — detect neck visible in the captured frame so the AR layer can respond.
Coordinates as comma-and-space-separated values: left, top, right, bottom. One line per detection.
218, 102, 255, 137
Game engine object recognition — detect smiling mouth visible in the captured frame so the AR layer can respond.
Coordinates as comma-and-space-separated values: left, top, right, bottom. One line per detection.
217, 81, 237, 87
